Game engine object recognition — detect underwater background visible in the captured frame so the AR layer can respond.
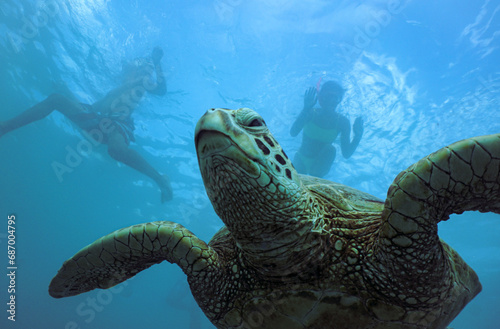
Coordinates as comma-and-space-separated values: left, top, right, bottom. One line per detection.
0, 0, 499, 328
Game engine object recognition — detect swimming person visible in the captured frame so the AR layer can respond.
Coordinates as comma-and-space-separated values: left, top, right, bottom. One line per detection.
290, 80, 363, 177
0, 46, 173, 203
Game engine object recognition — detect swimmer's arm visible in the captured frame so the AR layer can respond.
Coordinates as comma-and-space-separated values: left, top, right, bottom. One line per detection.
148, 60, 167, 96
290, 87, 316, 137
148, 46, 167, 96
340, 116, 363, 158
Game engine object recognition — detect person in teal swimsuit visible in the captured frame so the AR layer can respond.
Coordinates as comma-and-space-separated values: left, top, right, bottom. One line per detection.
290, 81, 363, 178
0, 47, 173, 203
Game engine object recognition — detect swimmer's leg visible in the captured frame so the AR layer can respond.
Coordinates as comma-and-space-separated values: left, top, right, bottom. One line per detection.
310, 144, 336, 178
0, 93, 83, 138
107, 130, 173, 203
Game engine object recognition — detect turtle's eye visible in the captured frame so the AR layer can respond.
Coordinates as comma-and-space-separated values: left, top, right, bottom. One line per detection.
248, 118, 265, 127
236, 108, 267, 130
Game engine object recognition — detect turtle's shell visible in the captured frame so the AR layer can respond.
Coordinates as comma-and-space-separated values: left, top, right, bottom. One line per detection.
299, 174, 385, 213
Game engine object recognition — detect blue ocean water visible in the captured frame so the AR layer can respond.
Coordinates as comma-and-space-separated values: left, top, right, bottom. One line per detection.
0, 0, 499, 328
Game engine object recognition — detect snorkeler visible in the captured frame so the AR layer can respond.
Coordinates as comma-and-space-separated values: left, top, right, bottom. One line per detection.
290, 80, 363, 178
0, 46, 173, 203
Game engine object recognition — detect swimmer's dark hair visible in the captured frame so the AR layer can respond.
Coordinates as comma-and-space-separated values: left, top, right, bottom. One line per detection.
320, 81, 345, 99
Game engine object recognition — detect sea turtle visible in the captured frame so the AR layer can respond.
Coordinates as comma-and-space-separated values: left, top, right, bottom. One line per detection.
49, 108, 500, 329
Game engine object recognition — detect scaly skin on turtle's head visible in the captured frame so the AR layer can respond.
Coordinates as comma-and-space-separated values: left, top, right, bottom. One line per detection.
195, 108, 315, 275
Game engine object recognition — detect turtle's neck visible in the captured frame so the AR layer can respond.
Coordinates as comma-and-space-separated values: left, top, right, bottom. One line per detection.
235, 202, 330, 281
203, 161, 329, 280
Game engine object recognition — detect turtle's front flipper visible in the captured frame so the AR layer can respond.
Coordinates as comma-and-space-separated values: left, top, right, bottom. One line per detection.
381, 134, 500, 242
376, 135, 499, 316
49, 221, 218, 298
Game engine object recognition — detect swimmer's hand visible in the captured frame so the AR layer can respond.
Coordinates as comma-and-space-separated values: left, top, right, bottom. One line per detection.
303, 87, 317, 111
152, 46, 164, 64
353, 117, 364, 136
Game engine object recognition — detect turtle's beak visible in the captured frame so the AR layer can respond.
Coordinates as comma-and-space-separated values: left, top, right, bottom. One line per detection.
195, 130, 232, 159
195, 108, 260, 177
195, 108, 234, 158
196, 109, 231, 139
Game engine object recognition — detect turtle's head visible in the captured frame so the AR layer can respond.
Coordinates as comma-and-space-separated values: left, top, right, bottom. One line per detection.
195, 108, 308, 252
